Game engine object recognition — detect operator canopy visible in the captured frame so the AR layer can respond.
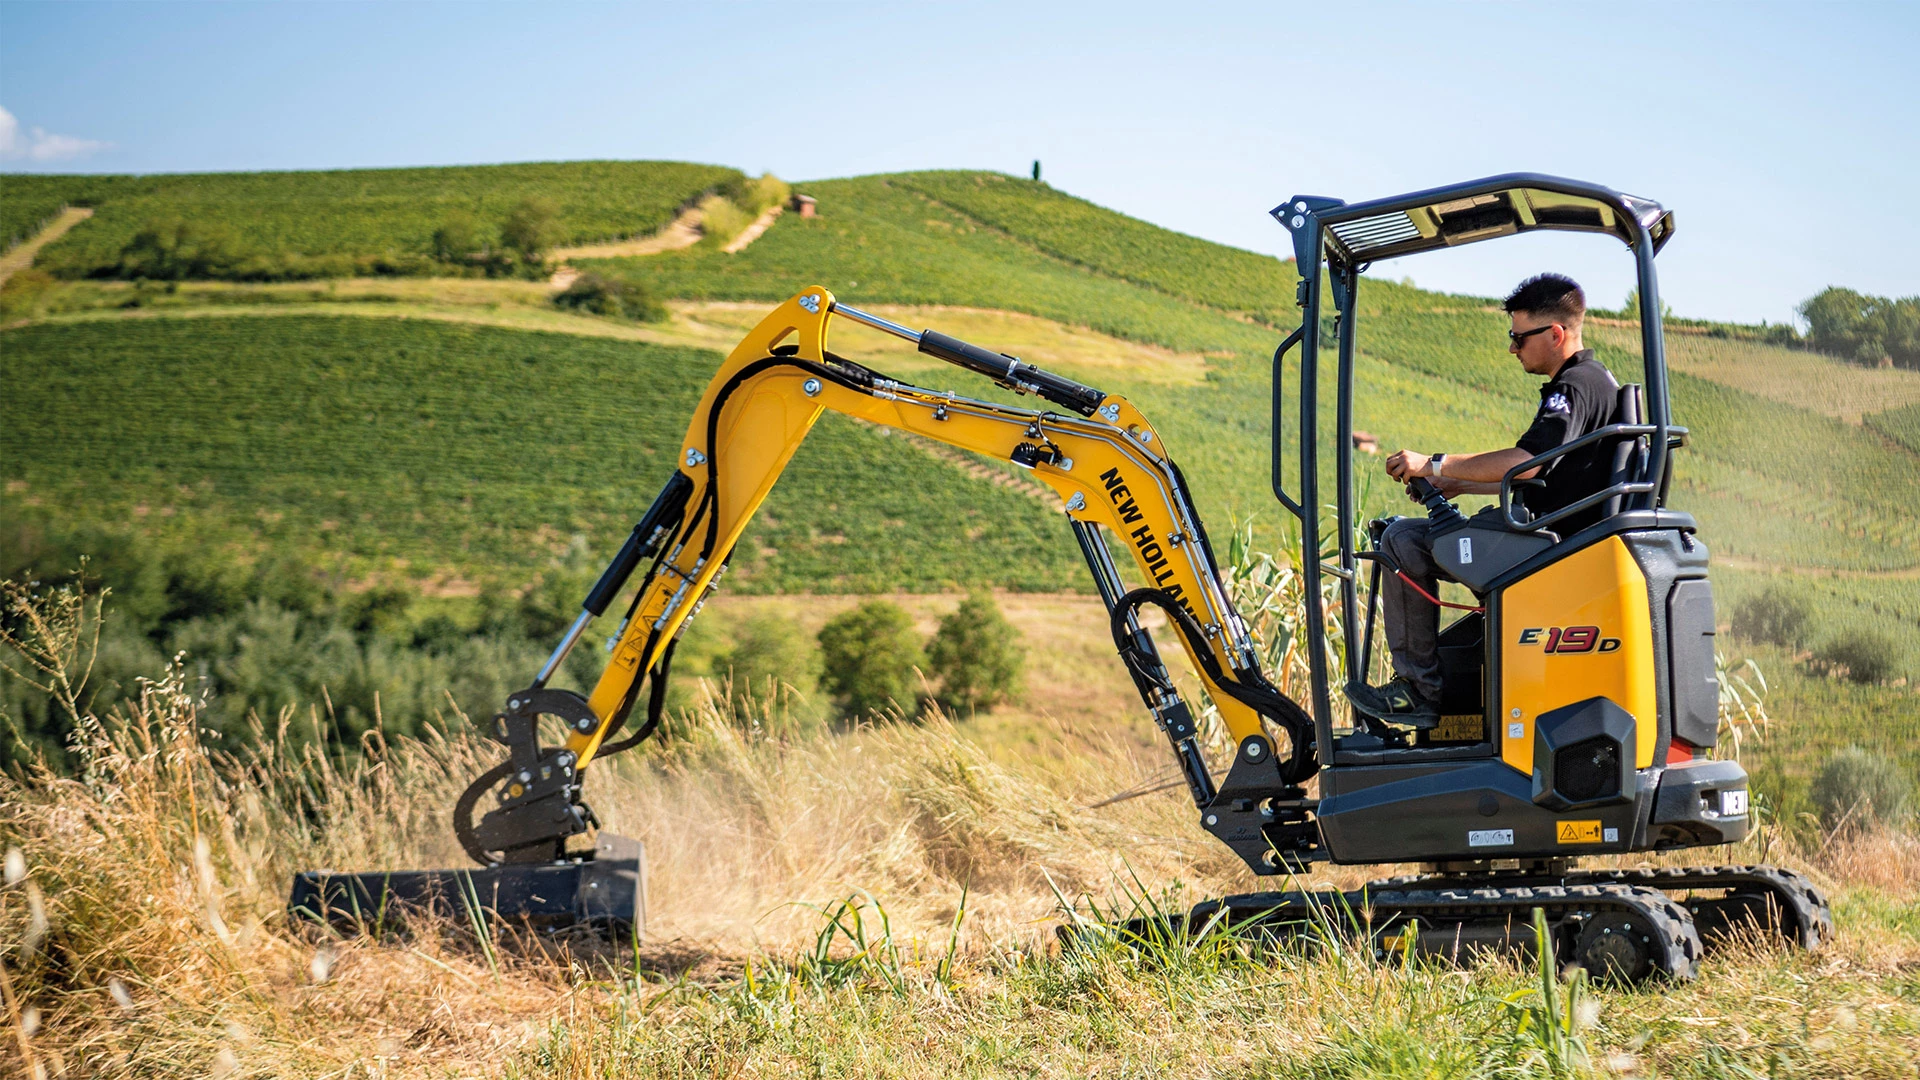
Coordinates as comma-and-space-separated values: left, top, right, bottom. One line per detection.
1284, 174, 1675, 265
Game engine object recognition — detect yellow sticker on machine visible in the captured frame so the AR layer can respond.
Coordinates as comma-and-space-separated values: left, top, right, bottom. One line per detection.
1556, 820, 1604, 844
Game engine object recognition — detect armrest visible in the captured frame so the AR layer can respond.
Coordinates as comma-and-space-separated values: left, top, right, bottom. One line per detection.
1499, 423, 1686, 532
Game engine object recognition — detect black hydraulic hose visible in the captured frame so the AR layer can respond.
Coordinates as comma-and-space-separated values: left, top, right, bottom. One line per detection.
698, 348, 876, 557
1108, 587, 1317, 782
596, 640, 677, 757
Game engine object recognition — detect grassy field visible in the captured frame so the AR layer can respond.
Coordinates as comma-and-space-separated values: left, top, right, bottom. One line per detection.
5, 161, 739, 279
2, 605, 1914, 1079
1589, 322, 1920, 424
8, 165, 1920, 672
0, 180, 71, 251
0, 316, 1081, 593
891, 170, 1302, 322
1867, 400, 1920, 455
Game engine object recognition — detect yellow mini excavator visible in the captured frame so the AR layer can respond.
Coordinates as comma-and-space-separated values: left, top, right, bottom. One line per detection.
292, 175, 1830, 982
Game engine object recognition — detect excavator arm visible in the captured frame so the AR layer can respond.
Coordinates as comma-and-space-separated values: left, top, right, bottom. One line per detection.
456, 287, 1318, 874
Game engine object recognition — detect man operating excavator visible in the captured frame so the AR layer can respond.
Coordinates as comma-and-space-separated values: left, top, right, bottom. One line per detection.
1347, 274, 1621, 728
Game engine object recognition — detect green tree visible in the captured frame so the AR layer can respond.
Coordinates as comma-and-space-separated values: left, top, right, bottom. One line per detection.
925, 592, 1024, 712
722, 611, 818, 700
1801, 287, 1883, 364
115, 219, 236, 280
430, 211, 483, 262
1799, 287, 1920, 368
817, 600, 923, 720
500, 196, 560, 263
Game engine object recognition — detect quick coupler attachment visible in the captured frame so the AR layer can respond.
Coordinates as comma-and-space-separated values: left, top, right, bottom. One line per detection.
289, 834, 646, 939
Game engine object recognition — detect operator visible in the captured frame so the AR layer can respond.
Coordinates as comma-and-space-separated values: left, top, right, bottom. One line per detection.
1346, 273, 1619, 727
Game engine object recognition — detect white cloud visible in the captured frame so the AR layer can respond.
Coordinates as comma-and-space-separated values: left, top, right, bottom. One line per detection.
0, 105, 111, 163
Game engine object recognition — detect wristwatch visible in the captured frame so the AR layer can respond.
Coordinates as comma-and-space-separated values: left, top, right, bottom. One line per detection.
1430, 453, 1446, 479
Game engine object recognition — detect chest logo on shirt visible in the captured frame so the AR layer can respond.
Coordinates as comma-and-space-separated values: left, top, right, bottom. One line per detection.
1543, 391, 1571, 415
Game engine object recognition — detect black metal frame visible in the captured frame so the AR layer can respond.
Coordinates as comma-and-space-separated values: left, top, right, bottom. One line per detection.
1268, 173, 1679, 759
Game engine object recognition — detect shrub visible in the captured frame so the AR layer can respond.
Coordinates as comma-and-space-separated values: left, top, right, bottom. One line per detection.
721, 611, 819, 699
552, 272, 666, 322
0, 268, 56, 321
717, 172, 791, 215
926, 592, 1024, 712
697, 193, 755, 249
1813, 628, 1904, 684
431, 211, 485, 262
1810, 746, 1915, 830
501, 195, 560, 262
1731, 584, 1811, 649
817, 600, 923, 720
114, 219, 239, 280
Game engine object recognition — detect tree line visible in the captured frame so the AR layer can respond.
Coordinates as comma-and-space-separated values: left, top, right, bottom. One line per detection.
1799, 286, 1920, 368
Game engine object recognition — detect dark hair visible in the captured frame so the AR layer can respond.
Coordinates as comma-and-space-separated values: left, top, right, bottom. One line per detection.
1503, 274, 1586, 326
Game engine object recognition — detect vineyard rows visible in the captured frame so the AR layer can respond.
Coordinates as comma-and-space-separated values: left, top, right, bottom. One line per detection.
1867, 401, 1920, 455
0, 316, 1083, 593
5, 161, 738, 279
890, 170, 1301, 323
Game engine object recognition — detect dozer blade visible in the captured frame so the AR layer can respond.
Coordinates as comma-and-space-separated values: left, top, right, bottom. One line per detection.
288, 834, 645, 938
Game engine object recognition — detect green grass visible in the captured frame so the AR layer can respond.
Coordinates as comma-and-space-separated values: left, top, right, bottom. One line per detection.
0, 316, 1081, 593
584, 173, 1279, 358
9, 164, 1920, 593
7, 160, 738, 279
890, 170, 1301, 322
1867, 401, 1920, 455
0, 175, 75, 250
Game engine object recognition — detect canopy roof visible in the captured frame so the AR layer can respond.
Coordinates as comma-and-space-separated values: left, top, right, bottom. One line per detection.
1279, 173, 1674, 266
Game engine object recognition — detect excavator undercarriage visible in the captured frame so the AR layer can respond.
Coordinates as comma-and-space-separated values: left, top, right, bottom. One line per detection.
291, 175, 1832, 983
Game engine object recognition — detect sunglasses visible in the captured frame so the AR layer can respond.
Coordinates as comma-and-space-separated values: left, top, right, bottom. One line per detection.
1508, 324, 1559, 344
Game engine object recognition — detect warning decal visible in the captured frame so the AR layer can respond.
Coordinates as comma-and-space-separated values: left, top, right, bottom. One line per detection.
1555, 820, 1604, 844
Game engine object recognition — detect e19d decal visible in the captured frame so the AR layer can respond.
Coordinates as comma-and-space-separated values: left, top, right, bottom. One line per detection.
1517, 626, 1621, 654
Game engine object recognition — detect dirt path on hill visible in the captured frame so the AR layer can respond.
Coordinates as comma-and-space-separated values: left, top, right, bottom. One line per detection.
721, 204, 783, 254
1716, 555, 1920, 580
548, 204, 706, 263
545, 201, 784, 290
0, 206, 92, 286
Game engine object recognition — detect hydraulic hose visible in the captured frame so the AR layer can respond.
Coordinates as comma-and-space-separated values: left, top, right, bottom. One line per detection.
1108, 586, 1317, 783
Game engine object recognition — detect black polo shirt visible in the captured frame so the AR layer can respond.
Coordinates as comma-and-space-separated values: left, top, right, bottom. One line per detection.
1514, 350, 1620, 533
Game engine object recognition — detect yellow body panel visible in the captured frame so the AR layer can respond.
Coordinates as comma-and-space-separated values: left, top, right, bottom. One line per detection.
567, 288, 1268, 769
1498, 535, 1657, 775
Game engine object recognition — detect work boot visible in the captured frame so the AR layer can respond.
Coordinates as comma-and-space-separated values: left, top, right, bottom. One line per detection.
1345, 677, 1439, 729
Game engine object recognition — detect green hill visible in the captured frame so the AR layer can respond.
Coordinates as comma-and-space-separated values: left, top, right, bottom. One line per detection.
3, 160, 738, 279
5, 164, 1917, 679
0, 316, 1077, 594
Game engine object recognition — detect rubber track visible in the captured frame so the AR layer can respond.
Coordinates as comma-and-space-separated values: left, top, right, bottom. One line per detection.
1365, 864, 1831, 951
1145, 881, 1704, 981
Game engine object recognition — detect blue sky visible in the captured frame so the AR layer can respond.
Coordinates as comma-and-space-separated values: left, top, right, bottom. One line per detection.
3, 1, 1915, 324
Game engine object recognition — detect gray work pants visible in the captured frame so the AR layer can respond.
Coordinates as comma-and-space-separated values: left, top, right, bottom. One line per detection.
1378, 516, 1452, 702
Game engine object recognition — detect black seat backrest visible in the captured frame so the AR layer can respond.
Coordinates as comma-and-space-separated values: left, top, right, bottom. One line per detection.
1603, 384, 1648, 519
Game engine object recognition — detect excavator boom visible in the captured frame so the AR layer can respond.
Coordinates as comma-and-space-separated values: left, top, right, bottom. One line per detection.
451, 287, 1317, 870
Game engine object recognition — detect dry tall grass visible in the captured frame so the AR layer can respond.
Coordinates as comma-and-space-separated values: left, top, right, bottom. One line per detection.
4, 577, 1918, 1077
